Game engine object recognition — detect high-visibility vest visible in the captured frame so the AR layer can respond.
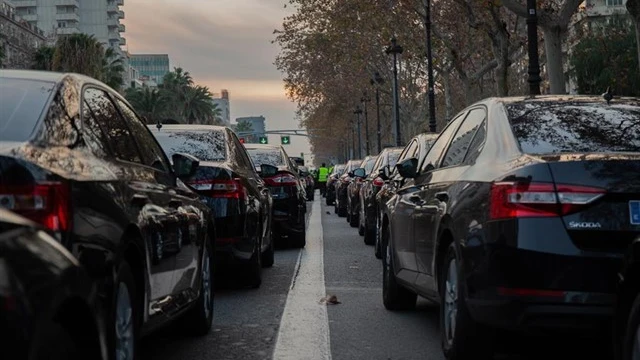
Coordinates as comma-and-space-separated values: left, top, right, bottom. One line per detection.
318, 167, 329, 182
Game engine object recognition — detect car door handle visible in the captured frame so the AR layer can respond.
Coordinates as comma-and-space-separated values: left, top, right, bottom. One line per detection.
131, 194, 149, 206
169, 199, 182, 207
435, 192, 449, 202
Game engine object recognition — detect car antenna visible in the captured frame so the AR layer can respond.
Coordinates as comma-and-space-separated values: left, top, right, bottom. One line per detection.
156, 120, 163, 131
602, 86, 613, 105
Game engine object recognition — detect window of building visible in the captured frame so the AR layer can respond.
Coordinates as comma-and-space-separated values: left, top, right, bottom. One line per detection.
606, 0, 623, 5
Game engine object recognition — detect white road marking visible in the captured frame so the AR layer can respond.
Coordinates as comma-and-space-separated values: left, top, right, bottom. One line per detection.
273, 195, 332, 360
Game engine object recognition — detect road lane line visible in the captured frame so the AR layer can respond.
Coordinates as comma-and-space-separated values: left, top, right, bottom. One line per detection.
273, 196, 331, 360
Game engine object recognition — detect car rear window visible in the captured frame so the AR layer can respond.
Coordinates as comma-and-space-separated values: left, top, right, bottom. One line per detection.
388, 151, 401, 167
0, 78, 56, 141
152, 130, 227, 162
507, 102, 640, 154
363, 158, 376, 175
246, 148, 284, 167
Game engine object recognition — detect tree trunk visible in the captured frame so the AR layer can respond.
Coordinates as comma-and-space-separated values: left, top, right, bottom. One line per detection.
636, 21, 640, 73
542, 26, 566, 94
442, 72, 453, 121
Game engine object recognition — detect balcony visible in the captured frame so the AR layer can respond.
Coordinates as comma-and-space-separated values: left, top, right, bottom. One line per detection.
119, 37, 126, 46
108, 31, 120, 40
20, 14, 37, 21
56, 12, 80, 22
118, 24, 125, 32
117, 0, 124, 5
12, 1, 37, 7
57, 27, 80, 35
107, 17, 118, 28
56, 0, 79, 7
107, 3, 118, 14
118, 10, 125, 19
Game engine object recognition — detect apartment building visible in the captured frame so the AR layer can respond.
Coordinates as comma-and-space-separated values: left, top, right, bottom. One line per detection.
0, 1, 46, 68
211, 89, 231, 126
129, 54, 170, 85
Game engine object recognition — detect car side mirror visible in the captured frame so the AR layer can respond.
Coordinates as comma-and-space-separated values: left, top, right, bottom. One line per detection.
347, 171, 354, 177
396, 158, 419, 179
172, 152, 199, 178
260, 164, 278, 177
353, 168, 366, 178
378, 166, 390, 180
423, 162, 435, 173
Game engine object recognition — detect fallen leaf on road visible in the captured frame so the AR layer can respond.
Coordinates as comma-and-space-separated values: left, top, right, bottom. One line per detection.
319, 294, 341, 305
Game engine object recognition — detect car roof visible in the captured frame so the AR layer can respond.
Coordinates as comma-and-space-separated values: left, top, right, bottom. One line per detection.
487, 95, 639, 108
243, 143, 283, 150
1, 69, 107, 87
147, 124, 228, 132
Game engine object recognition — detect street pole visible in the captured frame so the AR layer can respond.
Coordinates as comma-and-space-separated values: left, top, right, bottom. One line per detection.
351, 122, 355, 159
361, 93, 370, 156
527, 0, 542, 95
386, 37, 403, 146
354, 106, 363, 159
371, 72, 384, 153
424, 0, 437, 132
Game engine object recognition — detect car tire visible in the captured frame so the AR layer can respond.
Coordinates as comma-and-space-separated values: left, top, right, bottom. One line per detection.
261, 231, 275, 268
364, 218, 375, 245
623, 291, 640, 360
440, 242, 493, 360
183, 238, 214, 335
382, 227, 417, 311
338, 203, 347, 217
110, 261, 138, 360
349, 208, 359, 228
290, 227, 306, 248
246, 244, 262, 288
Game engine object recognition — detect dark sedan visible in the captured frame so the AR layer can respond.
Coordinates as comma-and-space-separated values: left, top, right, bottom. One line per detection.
335, 159, 361, 218
244, 144, 306, 248
326, 164, 345, 206
0, 70, 215, 360
0, 209, 105, 360
347, 155, 377, 228
356, 147, 402, 246
149, 124, 274, 288
381, 96, 640, 359
615, 237, 640, 360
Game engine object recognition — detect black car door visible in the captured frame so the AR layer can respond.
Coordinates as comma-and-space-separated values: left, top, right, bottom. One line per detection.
83, 87, 181, 310
413, 108, 487, 293
114, 96, 206, 306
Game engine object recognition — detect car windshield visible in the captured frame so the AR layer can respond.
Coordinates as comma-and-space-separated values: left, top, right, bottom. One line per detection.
152, 130, 227, 162
333, 165, 345, 175
362, 158, 376, 175
0, 78, 56, 141
246, 148, 285, 167
507, 102, 640, 154
388, 150, 402, 168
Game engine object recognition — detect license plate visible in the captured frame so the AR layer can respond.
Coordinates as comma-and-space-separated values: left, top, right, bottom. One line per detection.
630, 201, 640, 225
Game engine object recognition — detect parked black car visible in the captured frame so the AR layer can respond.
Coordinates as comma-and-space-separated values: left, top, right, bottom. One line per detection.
615, 237, 640, 360
298, 165, 315, 201
357, 147, 403, 246
326, 164, 345, 206
244, 144, 307, 248
149, 124, 274, 287
335, 159, 361, 217
381, 96, 640, 359
347, 155, 377, 228
0, 209, 105, 360
0, 70, 216, 360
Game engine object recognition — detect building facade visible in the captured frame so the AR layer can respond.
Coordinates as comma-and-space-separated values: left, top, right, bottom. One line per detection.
10, 0, 125, 55
236, 116, 266, 143
129, 54, 170, 85
211, 89, 230, 126
0, 1, 46, 69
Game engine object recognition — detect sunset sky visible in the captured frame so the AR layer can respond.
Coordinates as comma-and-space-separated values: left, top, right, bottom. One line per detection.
122, 0, 313, 161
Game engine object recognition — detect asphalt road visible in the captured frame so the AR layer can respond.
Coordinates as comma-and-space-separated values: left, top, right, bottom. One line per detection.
140, 193, 613, 360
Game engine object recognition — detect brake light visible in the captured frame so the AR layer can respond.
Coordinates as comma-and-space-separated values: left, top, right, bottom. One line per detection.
372, 177, 384, 187
189, 178, 246, 199
264, 173, 297, 186
489, 182, 604, 220
0, 181, 70, 232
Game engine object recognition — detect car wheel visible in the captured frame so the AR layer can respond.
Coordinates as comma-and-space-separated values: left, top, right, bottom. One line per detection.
261, 229, 275, 268
440, 242, 493, 360
623, 291, 640, 360
246, 244, 262, 288
350, 207, 359, 228
338, 202, 347, 217
374, 217, 382, 258
364, 217, 375, 245
382, 226, 416, 311
112, 262, 137, 360
182, 238, 214, 335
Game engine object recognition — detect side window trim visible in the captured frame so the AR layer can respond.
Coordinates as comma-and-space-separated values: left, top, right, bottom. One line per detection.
419, 112, 467, 172
439, 106, 487, 169
461, 119, 487, 165
80, 95, 115, 158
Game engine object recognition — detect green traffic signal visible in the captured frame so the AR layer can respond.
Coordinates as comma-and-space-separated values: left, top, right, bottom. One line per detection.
281, 135, 290, 145
259, 136, 268, 144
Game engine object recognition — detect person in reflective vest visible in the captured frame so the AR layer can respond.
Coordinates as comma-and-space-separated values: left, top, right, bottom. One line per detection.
317, 163, 329, 197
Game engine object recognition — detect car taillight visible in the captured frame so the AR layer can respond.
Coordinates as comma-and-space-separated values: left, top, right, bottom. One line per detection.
0, 181, 70, 232
372, 177, 384, 187
265, 173, 297, 186
189, 178, 246, 199
489, 182, 605, 220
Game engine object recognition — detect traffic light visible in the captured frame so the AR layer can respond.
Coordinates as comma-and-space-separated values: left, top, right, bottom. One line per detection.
281, 135, 290, 145
259, 136, 268, 144
239, 137, 245, 144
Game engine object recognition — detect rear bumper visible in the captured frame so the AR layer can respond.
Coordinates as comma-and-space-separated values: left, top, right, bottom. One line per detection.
271, 197, 304, 235
201, 197, 254, 261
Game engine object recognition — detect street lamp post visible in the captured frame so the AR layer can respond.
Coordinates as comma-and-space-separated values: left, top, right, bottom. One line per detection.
354, 106, 363, 159
424, 0, 437, 132
527, 0, 542, 95
386, 37, 403, 146
361, 92, 371, 156
370, 72, 384, 153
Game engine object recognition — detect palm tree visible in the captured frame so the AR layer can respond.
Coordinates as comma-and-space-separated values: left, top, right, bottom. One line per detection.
211, 103, 223, 124
236, 120, 253, 132
32, 46, 55, 71
52, 34, 103, 79
102, 47, 125, 90
125, 87, 166, 124
182, 85, 215, 124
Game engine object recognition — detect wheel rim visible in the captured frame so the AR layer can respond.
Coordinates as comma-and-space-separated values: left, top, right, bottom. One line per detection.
115, 282, 134, 360
443, 258, 458, 346
633, 323, 640, 360
202, 247, 212, 319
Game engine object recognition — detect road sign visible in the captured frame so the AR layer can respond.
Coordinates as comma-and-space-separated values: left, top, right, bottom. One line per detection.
259, 136, 268, 144
281, 135, 290, 145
